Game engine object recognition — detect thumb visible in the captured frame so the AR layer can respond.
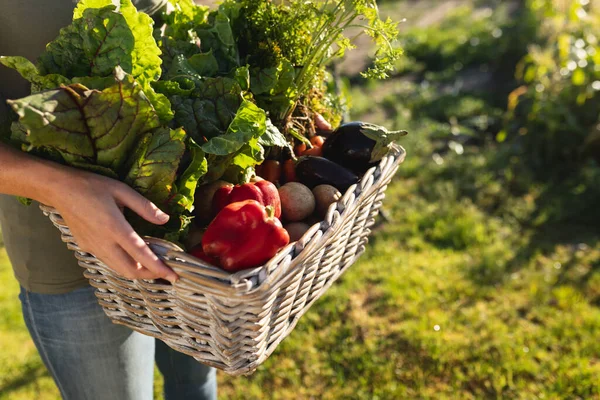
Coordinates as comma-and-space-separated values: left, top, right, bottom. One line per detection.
114, 185, 170, 225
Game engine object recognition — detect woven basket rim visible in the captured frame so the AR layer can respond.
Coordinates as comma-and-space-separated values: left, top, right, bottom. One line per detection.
39, 145, 406, 296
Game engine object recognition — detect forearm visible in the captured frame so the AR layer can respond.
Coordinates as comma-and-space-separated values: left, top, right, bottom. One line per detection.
0, 143, 69, 205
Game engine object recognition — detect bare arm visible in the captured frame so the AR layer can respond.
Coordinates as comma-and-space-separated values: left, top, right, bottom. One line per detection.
0, 143, 179, 283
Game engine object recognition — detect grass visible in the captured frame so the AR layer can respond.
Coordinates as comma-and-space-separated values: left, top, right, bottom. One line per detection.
2, 0, 600, 399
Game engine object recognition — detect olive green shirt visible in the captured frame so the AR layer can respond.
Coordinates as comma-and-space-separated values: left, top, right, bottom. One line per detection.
0, 0, 167, 294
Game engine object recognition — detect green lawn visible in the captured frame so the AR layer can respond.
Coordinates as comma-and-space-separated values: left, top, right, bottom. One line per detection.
2, 1, 600, 399
2, 157, 600, 398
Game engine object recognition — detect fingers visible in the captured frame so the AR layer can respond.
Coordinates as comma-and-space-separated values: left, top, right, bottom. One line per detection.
112, 184, 170, 225
101, 245, 162, 281
118, 223, 179, 284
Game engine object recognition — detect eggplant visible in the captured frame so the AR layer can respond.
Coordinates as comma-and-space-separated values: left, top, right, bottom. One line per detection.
295, 156, 358, 193
322, 121, 407, 175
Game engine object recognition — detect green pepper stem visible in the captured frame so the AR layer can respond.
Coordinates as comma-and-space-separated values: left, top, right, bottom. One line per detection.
265, 205, 275, 219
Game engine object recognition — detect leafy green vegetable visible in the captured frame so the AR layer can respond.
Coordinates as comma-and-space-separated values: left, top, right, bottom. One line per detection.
7, 67, 160, 172
1, 0, 173, 122
123, 126, 205, 238
195, 7, 240, 73
201, 100, 266, 156
38, 2, 134, 78
0, 57, 70, 92
259, 119, 293, 153
170, 76, 244, 142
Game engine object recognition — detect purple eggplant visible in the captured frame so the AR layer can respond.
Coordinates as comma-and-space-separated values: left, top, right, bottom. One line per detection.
295, 156, 358, 193
322, 122, 407, 175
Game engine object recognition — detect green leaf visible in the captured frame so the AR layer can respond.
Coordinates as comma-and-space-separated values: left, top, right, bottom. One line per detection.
123, 126, 190, 239
0, 56, 71, 92
232, 136, 264, 170
70, 162, 119, 179
259, 119, 292, 151
187, 51, 220, 77
165, 54, 203, 83
125, 126, 186, 206
196, 8, 240, 73
163, 0, 209, 41
7, 68, 160, 171
72, 0, 112, 19
71, 76, 118, 90
152, 79, 195, 97
18, 197, 33, 206
172, 138, 208, 213
202, 100, 266, 155
171, 76, 244, 142
251, 66, 279, 95
233, 66, 250, 91
118, 0, 162, 84
38, 4, 134, 78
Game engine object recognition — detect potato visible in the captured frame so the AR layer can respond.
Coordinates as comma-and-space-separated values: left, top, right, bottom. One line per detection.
284, 222, 311, 242
312, 184, 341, 217
278, 182, 315, 221
184, 224, 204, 250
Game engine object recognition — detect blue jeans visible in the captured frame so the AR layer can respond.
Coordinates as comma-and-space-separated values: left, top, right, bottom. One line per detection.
19, 285, 217, 400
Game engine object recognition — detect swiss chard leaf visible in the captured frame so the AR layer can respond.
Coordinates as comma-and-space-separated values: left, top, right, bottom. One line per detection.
187, 51, 220, 78
196, 8, 240, 73
163, 0, 209, 41
38, 3, 134, 78
152, 79, 195, 97
201, 100, 266, 156
124, 126, 191, 240
259, 119, 293, 152
35, 0, 173, 123
171, 138, 208, 213
7, 68, 160, 171
171, 76, 243, 142
125, 126, 186, 207
0, 56, 71, 92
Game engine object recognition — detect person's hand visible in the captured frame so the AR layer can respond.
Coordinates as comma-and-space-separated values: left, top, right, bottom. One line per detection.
43, 168, 179, 283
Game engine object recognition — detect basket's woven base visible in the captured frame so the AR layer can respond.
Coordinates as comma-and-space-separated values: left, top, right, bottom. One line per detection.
41, 146, 406, 375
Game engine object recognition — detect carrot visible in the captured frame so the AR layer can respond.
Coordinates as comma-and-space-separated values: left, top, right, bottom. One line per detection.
283, 159, 297, 183
294, 143, 307, 156
310, 135, 325, 148
262, 160, 281, 183
302, 146, 323, 157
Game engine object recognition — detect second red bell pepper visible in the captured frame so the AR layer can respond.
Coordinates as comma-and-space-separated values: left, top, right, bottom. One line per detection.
212, 180, 282, 218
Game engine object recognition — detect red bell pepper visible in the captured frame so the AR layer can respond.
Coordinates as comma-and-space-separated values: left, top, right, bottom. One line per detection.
202, 200, 290, 271
189, 245, 220, 266
212, 180, 282, 218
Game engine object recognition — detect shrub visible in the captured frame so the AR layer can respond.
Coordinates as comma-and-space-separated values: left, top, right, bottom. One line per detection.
501, 0, 600, 172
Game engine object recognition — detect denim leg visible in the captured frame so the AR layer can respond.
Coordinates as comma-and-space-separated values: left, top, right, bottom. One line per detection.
155, 339, 217, 400
19, 286, 155, 400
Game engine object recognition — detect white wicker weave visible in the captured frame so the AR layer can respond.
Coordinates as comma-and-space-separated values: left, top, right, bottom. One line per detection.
40, 145, 406, 376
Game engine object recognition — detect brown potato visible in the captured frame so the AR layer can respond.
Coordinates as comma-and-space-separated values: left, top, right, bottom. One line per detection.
193, 180, 231, 222
284, 222, 311, 242
312, 184, 342, 217
278, 182, 315, 221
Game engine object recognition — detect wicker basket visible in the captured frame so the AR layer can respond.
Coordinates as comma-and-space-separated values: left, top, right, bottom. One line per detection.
40, 145, 405, 376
